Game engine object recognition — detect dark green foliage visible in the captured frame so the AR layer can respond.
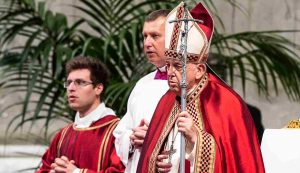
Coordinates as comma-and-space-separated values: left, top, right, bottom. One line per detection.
0, 0, 300, 142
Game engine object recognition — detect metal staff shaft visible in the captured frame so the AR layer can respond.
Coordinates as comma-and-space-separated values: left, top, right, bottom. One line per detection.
169, 2, 204, 173
179, 3, 189, 173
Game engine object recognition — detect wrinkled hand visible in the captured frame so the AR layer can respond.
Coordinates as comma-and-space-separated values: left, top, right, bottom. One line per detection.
156, 150, 172, 173
50, 156, 77, 173
177, 111, 197, 145
129, 119, 149, 148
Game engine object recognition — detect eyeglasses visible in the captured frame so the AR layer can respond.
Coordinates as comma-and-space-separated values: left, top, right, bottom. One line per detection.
63, 79, 94, 88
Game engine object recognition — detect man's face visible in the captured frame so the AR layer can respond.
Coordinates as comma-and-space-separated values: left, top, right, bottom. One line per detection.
66, 69, 102, 115
143, 16, 166, 68
166, 59, 205, 95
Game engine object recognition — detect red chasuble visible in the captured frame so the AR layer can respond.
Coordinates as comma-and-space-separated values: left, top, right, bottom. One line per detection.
137, 73, 265, 173
36, 115, 125, 173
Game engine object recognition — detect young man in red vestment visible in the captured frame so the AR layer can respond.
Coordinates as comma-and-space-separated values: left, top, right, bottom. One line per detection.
137, 2, 265, 173
36, 56, 125, 173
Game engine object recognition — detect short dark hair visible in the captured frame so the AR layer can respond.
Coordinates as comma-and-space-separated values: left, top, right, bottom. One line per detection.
65, 56, 110, 89
145, 9, 170, 22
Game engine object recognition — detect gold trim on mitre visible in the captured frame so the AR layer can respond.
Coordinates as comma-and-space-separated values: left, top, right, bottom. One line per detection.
164, 2, 214, 64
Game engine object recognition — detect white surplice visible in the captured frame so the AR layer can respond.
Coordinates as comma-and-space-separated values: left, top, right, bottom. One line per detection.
113, 69, 169, 173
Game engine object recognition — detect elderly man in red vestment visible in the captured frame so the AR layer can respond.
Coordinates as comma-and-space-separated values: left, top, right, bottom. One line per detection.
137, 2, 265, 173
36, 56, 125, 173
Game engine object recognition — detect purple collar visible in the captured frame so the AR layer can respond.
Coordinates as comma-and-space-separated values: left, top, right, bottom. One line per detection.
154, 66, 167, 80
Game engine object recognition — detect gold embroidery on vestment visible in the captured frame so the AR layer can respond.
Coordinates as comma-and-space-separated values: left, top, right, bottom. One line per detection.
149, 73, 216, 172
97, 119, 119, 171
57, 124, 72, 157
72, 118, 119, 131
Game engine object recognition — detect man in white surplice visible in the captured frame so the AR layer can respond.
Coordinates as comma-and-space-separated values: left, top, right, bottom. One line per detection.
113, 9, 170, 173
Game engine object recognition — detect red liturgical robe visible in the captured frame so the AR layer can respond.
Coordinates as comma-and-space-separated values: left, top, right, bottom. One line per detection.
36, 115, 125, 173
137, 73, 265, 173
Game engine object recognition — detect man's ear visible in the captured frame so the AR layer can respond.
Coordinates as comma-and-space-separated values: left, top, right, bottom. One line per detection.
95, 83, 104, 96
195, 63, 206, 80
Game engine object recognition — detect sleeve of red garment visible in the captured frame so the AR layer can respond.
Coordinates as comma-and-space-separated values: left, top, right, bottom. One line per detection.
35, 130, 63, 173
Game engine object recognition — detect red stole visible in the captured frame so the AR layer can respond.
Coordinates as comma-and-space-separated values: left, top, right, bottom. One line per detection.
137, 73, 265, 173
